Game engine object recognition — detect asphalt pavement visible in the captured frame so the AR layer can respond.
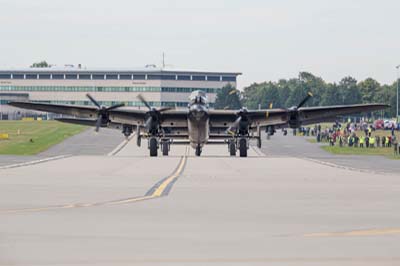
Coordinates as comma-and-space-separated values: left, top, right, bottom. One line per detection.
260, 130, 400, 174
0, 129, 399, 265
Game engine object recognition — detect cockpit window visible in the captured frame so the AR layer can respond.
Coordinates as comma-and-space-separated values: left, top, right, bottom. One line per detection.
189, 90, 207, 104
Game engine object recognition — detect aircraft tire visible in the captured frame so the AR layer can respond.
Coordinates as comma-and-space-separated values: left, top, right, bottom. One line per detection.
257, 137, 262, 148
195, 146, 202, 156
162, 141, 169, 156
239, 138, 247, 157
149, 138, 158, 157
229, 141, 236, 156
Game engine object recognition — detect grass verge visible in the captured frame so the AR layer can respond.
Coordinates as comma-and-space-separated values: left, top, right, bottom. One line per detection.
321, 145, 400, 159
0, 120, 86, 155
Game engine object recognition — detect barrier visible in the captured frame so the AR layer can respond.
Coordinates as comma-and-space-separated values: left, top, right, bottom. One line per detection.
0, 133, 9, 140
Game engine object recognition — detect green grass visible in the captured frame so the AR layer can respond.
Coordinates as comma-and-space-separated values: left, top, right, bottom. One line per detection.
322, 145, 397, 157
0, 120, 86, 155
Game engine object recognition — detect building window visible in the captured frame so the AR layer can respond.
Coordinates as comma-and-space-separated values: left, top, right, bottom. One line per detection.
119, 74, 132, 80
79, 74, 91, 80
147, 74, 162, 80
161, 75, 176, 80
207, 75, 220, 81
92, 74, 104, 80
192, 75, 206, 81
66, 74, 78, 80
25, 74, 38, 79
106, 74, 118, 80
177, 75, 190, 80
52, 74, 64, 79
222, 76, 236, 82
133, 74, 146, 80
12, 74, 24, 79
0, 74, 11, 79
39, 74, 51, 79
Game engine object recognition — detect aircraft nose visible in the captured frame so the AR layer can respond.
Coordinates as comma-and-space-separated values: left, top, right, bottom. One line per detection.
190, 104, 207, 119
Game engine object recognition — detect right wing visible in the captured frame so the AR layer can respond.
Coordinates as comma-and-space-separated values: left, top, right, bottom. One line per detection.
8, 101, 189, 128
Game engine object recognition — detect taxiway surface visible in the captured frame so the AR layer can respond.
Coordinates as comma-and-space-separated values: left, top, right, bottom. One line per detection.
1, 133, 400, 266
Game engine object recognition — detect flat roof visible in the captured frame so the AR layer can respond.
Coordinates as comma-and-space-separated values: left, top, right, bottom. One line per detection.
0, 67, 242, 76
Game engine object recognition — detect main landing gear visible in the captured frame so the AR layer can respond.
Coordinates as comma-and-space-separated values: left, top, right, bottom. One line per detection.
149, 137, 158, 157
228, 137, 249, 157
147, 137, 171, 157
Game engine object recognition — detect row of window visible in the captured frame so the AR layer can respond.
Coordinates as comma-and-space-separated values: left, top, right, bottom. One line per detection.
0, 73, 237, 82
0, 86, 218, 93
0, 99, 196, 108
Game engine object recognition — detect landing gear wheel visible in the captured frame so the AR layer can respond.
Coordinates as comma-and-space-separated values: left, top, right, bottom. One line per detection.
257, 137, 262, 148
137, 134, 141, 147
229, 141, 236, 156
239, 138, 247, 157
195, 145, 202, 156
149, 138, 158, 157
162, 141, 169, 156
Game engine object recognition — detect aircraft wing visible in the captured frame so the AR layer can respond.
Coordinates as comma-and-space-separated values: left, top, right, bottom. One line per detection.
297, 104, 388, 125
8, 101, 188, 127
209, 103, 388, 129
8, 101, 99, 118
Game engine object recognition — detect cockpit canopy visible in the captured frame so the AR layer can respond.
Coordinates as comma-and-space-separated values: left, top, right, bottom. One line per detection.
189, 90, 208, 104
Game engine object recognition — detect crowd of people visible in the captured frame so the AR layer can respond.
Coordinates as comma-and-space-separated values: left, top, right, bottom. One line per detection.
297, 121, 400, 155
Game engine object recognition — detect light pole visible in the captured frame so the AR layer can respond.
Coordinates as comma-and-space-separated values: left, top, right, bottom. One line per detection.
397, 65, 400, 124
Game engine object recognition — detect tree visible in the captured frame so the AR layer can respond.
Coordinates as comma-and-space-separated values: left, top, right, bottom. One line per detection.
358, 78, 380, 103
30, 61, 49, 68
214, 84, 242, 110
338, 76, 361, 105
321, 83, 341, 106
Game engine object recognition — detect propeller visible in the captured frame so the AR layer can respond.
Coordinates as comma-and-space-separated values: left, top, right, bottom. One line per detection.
287, 92, 313, 128
137, 94, 174, 133
296, 92, 313, 109
226, 108, 249, 135
86, 93, 125, 132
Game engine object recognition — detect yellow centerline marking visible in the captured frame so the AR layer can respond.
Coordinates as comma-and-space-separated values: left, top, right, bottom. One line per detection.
1, 147, 188, 214
305, 228, 400, 237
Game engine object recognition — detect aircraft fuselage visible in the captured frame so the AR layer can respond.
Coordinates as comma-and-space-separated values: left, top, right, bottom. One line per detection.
187, 91, 209, 149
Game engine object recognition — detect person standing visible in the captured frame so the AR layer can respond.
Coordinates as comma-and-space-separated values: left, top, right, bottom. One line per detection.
370, 136, 375, 148
359, 135, 364, 148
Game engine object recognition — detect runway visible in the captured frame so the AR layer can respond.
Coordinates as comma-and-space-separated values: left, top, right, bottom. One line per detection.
1, 134, 400, 265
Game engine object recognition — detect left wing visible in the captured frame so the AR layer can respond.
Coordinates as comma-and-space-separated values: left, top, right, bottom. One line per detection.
209, 103, 388, 129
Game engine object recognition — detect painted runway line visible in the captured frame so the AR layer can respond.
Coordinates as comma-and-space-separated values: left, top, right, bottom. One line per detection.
0, 147, 188, 214
0, 154, 71, 170
304, 227, 400, 237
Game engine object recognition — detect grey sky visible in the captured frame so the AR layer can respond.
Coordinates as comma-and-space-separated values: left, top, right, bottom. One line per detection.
0, 0, 399, 88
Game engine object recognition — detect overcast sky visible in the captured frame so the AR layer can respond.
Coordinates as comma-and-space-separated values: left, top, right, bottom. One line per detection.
0, 0, 399, 88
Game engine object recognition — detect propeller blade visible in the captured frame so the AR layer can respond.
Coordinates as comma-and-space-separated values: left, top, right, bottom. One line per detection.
297, 92, 313, 109
86, 93, 101, 108
137, 94, 152, 110
144, 116, 153, 129
229, 89, 237, 95
157, 106, 174, 113
106, 103, 125, 111
226, 116, 242, 134
95, 116, 102, 132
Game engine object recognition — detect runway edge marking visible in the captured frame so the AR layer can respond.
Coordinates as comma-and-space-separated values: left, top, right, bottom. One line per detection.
304, 227, 400, 237
302, 157, 394, 176
0, 147, 189, 214
0, 155, 71, 170
107, 133, 135, 156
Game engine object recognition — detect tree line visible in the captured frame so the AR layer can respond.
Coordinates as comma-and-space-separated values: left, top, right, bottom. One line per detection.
215, 72, 398, 118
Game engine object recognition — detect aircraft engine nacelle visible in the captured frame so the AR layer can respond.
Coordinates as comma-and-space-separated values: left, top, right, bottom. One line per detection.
288, 109, 301, 128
